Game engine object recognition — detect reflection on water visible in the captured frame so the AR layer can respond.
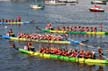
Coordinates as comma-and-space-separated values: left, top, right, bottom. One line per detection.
96, 66, 104, 71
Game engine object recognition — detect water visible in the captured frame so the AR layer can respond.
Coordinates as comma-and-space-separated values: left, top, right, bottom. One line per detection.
0, 0, 108, 71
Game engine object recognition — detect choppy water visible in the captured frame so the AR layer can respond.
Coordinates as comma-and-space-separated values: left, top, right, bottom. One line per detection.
0, 0, 108, 71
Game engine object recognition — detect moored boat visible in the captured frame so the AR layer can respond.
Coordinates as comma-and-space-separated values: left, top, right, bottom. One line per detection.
89, 5, 104, 12
45, 0, 66, 5
30, 4, 44, 9
91, 0, 107, 5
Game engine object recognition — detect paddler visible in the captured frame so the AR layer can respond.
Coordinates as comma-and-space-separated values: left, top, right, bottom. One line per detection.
17, 16, 22, 22
91, 50, 96, 59
73, 26, 77, 32
45, 23, 54, 30
62, 26, 66, 31
78, 26, 81, 32
99, 23, 103, 32
86, 27, 90, 32
90, 27, 93, 32
6, 29, 15, 37
2, 18, 4, 22
10, 43, 18, 50
56, 26, 61, 30
24, 42, 35, 52
9, 19, 11, 22
98, 47, 104, 59
93, 27, 97, 32
27, 42, 35, 52
66, 26, 70, 31
71, 26, 73, 31
70, 49, 78, 57
79, 50, 85, 58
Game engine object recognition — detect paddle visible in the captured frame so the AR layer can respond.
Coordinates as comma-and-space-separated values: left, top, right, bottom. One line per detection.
68, 38, 102, 49
105, 50, 108, 52
35, 26, 42, 31
102, 55, 108, 60
68, 38, 107, 52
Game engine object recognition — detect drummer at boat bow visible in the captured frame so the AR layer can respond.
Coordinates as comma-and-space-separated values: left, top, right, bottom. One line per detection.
45, 23, 54, 30
98, 47, 104, 59
6, 29, 15, 37
24, 42, 35, 52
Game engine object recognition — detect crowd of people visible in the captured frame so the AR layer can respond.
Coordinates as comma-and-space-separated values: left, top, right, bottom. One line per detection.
18, 33, 64, 41
39, 47, 104, 59
0, 16, 22, 23
55, 26, 97, 32
45, 23, 103, 32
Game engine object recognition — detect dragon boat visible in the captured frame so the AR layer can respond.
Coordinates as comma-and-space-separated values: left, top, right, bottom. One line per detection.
0, 21, 33, 25
42, 29, 108, 35
14, 48, 108, 66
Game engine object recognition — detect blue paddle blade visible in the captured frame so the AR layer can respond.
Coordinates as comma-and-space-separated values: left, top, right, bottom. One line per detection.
67, 38, 81, 45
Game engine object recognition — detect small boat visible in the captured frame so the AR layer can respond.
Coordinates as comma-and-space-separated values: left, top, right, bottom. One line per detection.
0, 21, 32, 25
14, 48, 108, 66
58, 0, 78, 3
30, 0, 44, 9
45, 0, 66, 5
89, 5, 104, 12
91, 0, 107, 5
30, 5, 44, 9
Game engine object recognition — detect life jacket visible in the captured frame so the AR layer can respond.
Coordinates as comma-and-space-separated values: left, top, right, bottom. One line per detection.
8, 31, 15, 37
92, 27, 97, 32
79, 52, 85, 58
72, 52, 78, 57
24, 46, 29, 50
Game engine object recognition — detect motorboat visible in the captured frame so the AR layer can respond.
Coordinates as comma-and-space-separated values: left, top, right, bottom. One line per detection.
89, 5, 104, 12
30, 4, 43, 9
45, 0, 66, 5
91, 0, 107, 5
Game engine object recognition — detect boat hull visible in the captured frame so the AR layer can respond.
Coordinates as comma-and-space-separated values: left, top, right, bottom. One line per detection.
18, 48, 108, 65
1, 35, 70, 44
89, 8, 104, 12
42, 30, 108, 35
0, 21, 31, 25
30, 5, 44, 9
91, 1, 106, 5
